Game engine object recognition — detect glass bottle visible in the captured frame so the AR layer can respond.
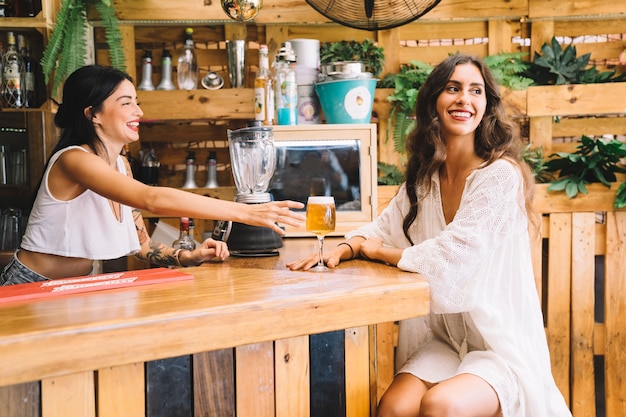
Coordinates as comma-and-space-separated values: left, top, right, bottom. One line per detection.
182, 151, 198, 189
204, 151, 219, 188
157, 49, 176, 90
122, 144, 140, 179
274, 42, 297, 125
2, 31, 24, 108
188, 218, 196, 243
254, 44, 275, 125
17, 35, 36, 108
140, 148, 160, 186
138, 50, 155, 91
177, 27, 198, 90
172, 217, 196, 251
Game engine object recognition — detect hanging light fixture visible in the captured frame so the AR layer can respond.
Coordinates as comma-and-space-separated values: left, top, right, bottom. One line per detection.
220, 0, 263, 21
305, 0, 441, 31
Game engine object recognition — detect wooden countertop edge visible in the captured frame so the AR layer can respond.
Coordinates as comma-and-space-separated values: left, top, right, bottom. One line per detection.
0, 266, 429, 387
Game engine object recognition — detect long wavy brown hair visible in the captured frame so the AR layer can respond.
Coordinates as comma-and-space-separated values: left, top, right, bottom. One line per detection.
401, 53, 536, 244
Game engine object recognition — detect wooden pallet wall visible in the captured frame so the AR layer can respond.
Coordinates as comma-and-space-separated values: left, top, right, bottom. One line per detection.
91, 0, 626, 179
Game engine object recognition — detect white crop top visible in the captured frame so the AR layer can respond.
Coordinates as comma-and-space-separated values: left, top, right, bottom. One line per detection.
20, 146, 141, 259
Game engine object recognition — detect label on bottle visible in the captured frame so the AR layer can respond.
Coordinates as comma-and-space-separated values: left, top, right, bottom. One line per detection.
254, 87, 266, 121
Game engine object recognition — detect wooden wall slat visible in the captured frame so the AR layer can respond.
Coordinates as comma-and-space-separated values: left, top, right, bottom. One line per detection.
97, 363, 145, 417
570, 213, 596, 417
345, 326, 370, 417
0, 382, 40, 417
193, 349, 235, 417
526, 84, 626, 117
41, 372, 96, 417
546, 213, 572, 404
603, 211, 626, 417
275, 336, 310, 417
235, 342, 275, 417
529, 0, 626, 19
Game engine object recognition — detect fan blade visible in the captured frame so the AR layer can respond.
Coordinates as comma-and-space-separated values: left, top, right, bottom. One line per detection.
365, 0, 374, 18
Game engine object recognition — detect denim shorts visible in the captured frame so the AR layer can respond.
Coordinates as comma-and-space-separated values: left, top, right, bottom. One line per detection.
0, 251, 51, 285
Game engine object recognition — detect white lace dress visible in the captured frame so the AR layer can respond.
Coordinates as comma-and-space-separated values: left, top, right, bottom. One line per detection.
346, 159, 571, 417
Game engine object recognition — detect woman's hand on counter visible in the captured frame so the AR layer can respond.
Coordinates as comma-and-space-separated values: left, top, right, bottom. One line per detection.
181, 238, 230, 265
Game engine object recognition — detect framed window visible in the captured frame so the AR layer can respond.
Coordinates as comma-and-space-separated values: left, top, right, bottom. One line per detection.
270, 124, 377, 236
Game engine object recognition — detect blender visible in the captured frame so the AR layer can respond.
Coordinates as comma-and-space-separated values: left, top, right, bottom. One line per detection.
213, 123, 283, 256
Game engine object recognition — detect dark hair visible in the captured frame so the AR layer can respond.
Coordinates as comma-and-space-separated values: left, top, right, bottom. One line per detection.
52, 65, 133, 158
401, 53, 534, 243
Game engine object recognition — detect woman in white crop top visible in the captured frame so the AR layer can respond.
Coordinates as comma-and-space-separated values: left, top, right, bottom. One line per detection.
1, 65, 304, 284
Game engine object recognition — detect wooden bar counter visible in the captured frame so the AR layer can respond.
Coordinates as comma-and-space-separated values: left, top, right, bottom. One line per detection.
0, 237, 429, 417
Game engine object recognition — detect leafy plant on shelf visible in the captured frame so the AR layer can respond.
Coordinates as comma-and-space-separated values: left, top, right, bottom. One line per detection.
483, 52, 534, 90
544, 135, 626, 208
319, 39, 385, 78
377, 161, 405, 186
524, 36, 626, 85
521, 143, 555, 184
385, 60, 434, 156
41, 0, 125, 98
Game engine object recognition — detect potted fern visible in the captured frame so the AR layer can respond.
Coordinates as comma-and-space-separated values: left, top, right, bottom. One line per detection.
41, 0, 125, 99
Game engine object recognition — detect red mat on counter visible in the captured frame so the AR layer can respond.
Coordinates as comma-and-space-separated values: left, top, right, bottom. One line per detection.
0, 268, 193, 303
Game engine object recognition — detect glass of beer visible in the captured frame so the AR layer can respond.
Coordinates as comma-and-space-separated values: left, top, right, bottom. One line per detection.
306, 196, 336, 272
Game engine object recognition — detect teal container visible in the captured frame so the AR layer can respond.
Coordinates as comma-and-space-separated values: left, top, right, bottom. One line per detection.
314, 78, 377, 124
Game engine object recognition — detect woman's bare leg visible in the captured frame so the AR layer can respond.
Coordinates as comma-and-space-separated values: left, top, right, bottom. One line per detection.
376, 373, 501, 417
420, 373, 501, 417
376, 373, 430, 417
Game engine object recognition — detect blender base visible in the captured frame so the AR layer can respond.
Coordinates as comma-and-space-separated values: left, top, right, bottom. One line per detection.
221, 221, 283, 257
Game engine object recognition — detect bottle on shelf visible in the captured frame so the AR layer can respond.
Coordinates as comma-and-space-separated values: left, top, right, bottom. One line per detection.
138, 50, 155, 91
254, 44, 275, 126
274, 41, 298, 126
140, 148, 160, 186
122, 144, 141, 179
188, 217, 195, 243
204, 151, 219, 188
172, 217, 196, 251
182, 151, 198, 189
177, 27, 198, 90
17, 35, 37, 108
2, 31, 25, 108
157, 49, 176, 90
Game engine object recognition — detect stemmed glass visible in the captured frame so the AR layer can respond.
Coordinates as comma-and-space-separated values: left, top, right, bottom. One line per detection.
306, 196, 336, 272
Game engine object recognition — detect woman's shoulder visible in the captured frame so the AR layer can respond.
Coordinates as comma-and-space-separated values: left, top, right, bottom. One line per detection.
471, 158, 523, 190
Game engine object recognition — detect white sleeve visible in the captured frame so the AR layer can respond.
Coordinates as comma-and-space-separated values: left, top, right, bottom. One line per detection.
345, 183, 413, 249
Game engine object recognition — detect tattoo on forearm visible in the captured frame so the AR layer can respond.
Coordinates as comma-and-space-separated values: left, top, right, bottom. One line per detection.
136, 240, 177, 266
133, 209, 149, 245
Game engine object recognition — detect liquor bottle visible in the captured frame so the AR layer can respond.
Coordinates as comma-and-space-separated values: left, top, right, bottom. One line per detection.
177, 28, 198, 90
2, 31, 24, 108
17, 35, 36, 108
140, 148, 160, 186
254, 44, 275, 125
204, 151, 219, 188
182, 151, 198, 189
157, 49, 176, 90
274, 42, 297, 125
137, 50, 155, 91
172, 217, 196, 251
188, 218, 196, 243
122, 144, 141, 179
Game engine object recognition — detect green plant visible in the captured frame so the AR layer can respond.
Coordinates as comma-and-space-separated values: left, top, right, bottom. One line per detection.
524, 37, 626, 85
377, 161, 405, 185
521, 143, 554, 184
319, 39, 385, 78
386, 60, 434, 155
544, 135, 626, 208
41, 0, 125, 98
483, 52, 533, 90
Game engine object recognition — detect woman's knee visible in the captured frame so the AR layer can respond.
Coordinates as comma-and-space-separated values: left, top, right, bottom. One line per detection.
376, 373, 427, 417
